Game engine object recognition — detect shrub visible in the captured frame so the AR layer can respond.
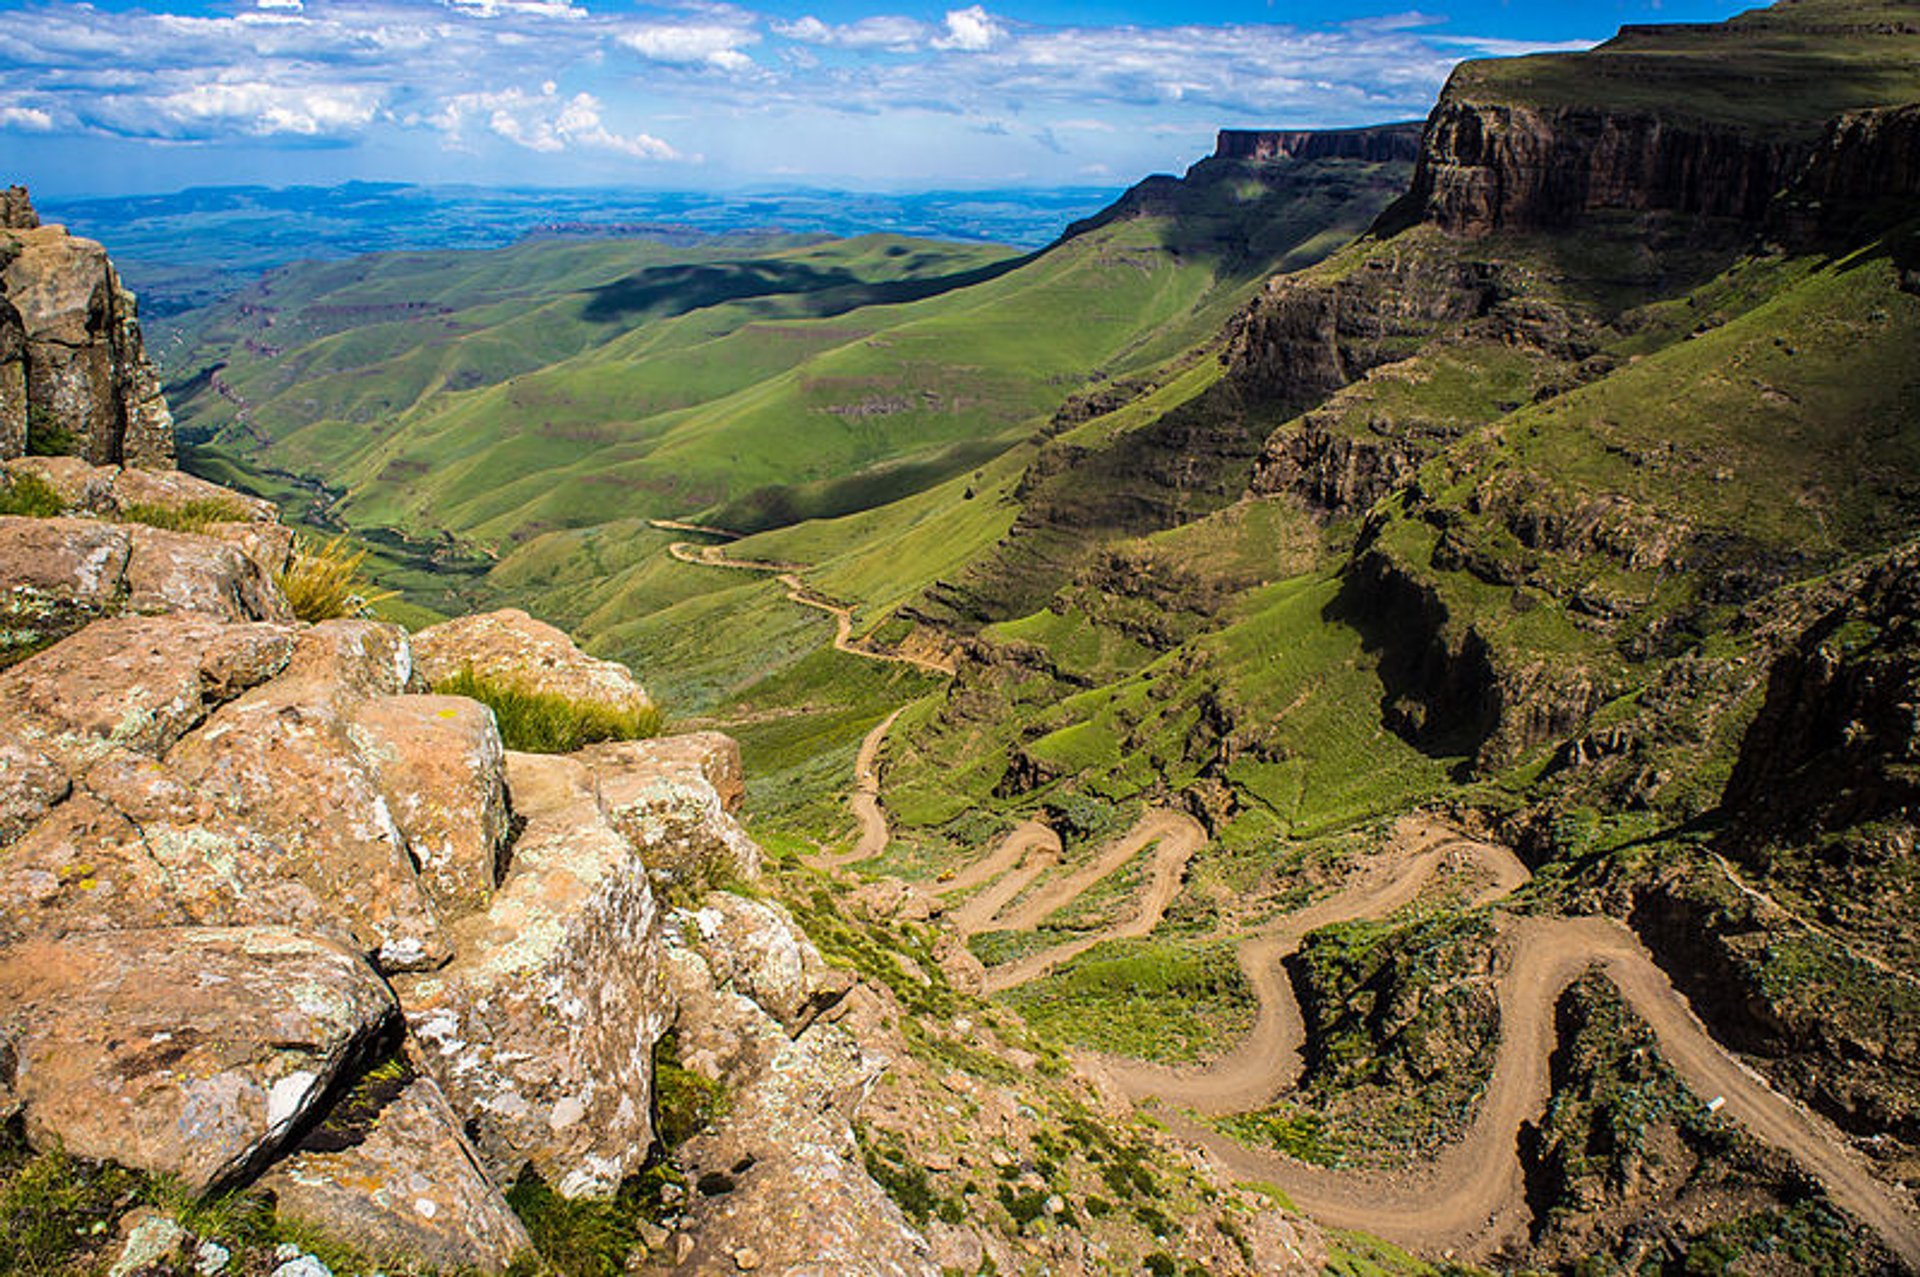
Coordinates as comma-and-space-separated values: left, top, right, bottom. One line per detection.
276, 534, 397, 623
119, 497, 251, 533
436, 666, 662, 754
24, 406, 75, 458
0, 470, 63, 518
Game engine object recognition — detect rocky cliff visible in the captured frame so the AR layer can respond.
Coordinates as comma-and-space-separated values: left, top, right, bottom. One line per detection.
0, 186, 174, 468
1214, 123, 1424, 165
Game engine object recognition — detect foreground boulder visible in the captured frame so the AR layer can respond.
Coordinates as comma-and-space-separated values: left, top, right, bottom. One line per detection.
580, 733, 761, 888
656, 893, 935, 1276
398, 751, 667, 1198
265, 1071, 532, 1273
0, 926, 395, 1191
414, 607, 654, 715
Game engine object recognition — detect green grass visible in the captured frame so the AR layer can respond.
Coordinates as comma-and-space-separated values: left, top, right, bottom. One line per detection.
276, 534, 399, 623
1211, 1106, 1343, 1168
433, 666, 662, 754
118, 497, 253, 533
999, 938, 1255, 1064
0, 470, 63, 518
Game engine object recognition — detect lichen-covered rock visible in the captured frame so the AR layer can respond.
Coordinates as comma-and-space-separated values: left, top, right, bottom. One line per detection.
659, 894, 934, 1277
0, 213, 173, 467
681, 894, 852, 1032
2, 457, 276, 524
0, 516, 290, 664
0, 740, 67, 846
0, 926, 395, 1191
0, 792, 191, 943
580, 734, 760, 888
167, 639, 451, 973
265, 1073, 532, 1273
414, 607, 652, 714
0, 614, 295, 769
397, 751, 666, 1197
347, 695, 507, 920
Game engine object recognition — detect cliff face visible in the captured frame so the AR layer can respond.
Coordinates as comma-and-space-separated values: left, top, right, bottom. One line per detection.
0, 186, 174, 468
1214, 123, 1424, 165
1399, 95, 1806, 235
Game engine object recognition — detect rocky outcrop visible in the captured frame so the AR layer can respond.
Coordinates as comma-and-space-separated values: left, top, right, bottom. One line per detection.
655, 893, 935, 1276
1777, 102, 1920, 242
1399, 94, 1804, 236
0, 925, 396, 1192
1215, 123, 1424, 164
397, 749, 669, 1198
264, 1071, 533, 1271
0, 187, 174, 467
414, 606, 654, 714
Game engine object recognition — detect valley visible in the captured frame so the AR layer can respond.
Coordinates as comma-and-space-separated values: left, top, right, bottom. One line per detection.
4, 0, 1919, 1271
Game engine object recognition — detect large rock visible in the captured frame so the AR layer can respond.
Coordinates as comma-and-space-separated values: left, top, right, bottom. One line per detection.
0, 211, 173, 467
0, 740, 68, 846
579, 734, 761, 888
397, 750, 667, 1197
265, 1072, 532, 1273
0, 792, 190, 944
346, 695, 508, 919
659, 894, 934, 1276
414, 608, 652, 715
2, 456, 277, 524
0, 516, 290, 664
680, 893, 851, 1033
0, 926, 395, 1191
167, 624, 450, 973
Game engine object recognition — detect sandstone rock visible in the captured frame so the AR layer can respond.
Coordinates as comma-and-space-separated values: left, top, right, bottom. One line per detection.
663, 907, 935, 1277
581, 735, 760, 888
0, 740, 67, 846
167, 642, 451, 972
265, 1073, 532, 1273
0, 514, 133, 659
680, 894, 852, 1032
0, 792, 189, 944
0, 926, 395, 1191
414, 607, 652, 714
2, 457, 276, 524
398, 750, 666, 1197
0, 516, 289, 664
207, 520, 297, 578
0, 217, 173, 466
347, 695, 508, 919
0, 614, 295, 768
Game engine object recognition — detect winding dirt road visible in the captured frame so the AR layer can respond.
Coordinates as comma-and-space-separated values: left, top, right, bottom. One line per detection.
810, 710, 903, 869
666, 541, 955, 675
940, 810, 1920, 1265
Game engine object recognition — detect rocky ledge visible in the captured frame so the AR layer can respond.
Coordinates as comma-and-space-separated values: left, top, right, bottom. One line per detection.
0, 457, 932, 1274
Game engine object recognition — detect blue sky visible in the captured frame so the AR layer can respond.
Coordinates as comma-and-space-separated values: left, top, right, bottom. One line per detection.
0, 0, 1756, 195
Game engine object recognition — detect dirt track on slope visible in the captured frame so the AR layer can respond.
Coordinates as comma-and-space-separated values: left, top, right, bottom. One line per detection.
666, 541, 955, 675
947, 810, 1920, 1264
809, 710, 902, 870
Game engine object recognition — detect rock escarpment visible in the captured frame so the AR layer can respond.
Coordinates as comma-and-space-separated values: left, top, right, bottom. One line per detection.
0, 186, 173, 468
0, 456, 936, 1273
1214, 123, 1424, 165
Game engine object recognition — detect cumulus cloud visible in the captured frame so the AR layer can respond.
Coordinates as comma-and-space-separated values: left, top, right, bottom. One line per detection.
932, 5, 1004, 52
150, 80, 381, 136
255, 0, 304, 11
619, 22, 758, 71
435, 82, 681, 158
0, 104, 54, 131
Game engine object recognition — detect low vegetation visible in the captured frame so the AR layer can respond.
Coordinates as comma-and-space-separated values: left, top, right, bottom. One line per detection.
0, 470, 62, 518
434, 666, 662, 754
1000, 938, 1256, 1064
117, 497, 251, 533
276, 533, 398, 623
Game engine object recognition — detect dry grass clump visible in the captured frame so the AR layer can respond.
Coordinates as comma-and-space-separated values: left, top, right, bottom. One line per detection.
436, 665, 662, 754
276, 534, 397, 623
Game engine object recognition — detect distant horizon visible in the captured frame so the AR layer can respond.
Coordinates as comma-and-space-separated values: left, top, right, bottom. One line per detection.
2, 0, 1760, 198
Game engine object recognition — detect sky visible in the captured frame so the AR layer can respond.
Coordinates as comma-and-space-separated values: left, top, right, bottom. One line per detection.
0, 0, 1758, 196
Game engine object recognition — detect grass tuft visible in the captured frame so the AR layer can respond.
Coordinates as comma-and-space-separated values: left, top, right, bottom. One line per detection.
276, 534, 399, 623
0, 470, 64, 518
118, 498, 252, 533
435, 665, 662, 754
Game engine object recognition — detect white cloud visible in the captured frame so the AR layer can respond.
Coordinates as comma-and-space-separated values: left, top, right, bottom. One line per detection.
0, 104, 54, 131
444, 0, 585, 19
773, 14, 926, 51
436, 83, 681, 159
255, 0, 304, 11
932, 5, 1003, 52
150, 81, 381, 136
619, 22, 758, 70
